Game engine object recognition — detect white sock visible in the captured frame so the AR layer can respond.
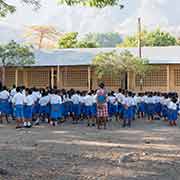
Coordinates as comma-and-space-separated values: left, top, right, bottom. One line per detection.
24, 122, 27, 126
27, 122, 31, 126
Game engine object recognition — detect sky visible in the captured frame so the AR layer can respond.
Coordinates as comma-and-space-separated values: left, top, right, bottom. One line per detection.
0, 0, 180, 42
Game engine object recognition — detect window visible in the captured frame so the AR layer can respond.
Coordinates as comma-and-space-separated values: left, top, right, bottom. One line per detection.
135, 68, 167, 87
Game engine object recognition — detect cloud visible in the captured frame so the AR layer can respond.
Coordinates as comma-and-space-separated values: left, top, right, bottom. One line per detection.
1, 0, 180, 43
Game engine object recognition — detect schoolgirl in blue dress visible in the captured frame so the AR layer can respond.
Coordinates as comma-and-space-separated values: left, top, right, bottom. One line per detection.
122, 92, 134, 127
161, 94, 169, 121
71, 90, 81, 124
24, 89, 34, 128
147, 93, 155, 121
108, 91, 118, 121
116, 88, 125, 120
38, 91, 50, 124
167, 96, 178, 126
84, 91, 95, 126
0, 86, 10, 124
49, 89, 62, 126
12, 87, 25, 129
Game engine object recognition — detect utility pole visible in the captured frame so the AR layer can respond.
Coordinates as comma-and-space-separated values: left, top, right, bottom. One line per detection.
138, 17, 142, 58
138, 17, 143, 91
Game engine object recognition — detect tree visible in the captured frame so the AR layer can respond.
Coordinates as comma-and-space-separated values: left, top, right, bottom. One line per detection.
118, 29, 177, 47
83, 32, 122, 47
58, 32, 78, 49
0, 0, 40, 17
24, 25, 62, 49
92, 50, 153, 81
0, 40, 35, 85
58, 32, 98, 48
58, 0, 124, 8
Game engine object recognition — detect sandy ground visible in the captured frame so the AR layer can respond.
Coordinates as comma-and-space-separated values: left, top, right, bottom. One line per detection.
0, 118, 180, 180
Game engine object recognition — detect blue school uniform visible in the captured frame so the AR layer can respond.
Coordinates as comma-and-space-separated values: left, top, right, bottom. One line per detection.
168, 102, 178, 122
15, 105, 24, 118
24, 105, 33, 119
72, 104, 81, 116
50, 104, 60, 120
39, 105, 49, 115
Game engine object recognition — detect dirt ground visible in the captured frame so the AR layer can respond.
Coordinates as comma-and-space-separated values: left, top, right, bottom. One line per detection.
0, 118, 180, 180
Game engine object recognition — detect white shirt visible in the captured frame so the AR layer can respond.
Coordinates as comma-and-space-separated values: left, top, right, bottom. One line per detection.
116, 93, 124, 103
84, 95, 94, 106
0, 90, 10, 100
10, 88, 17, 97
39, 96, 50, 106
108, 96, 117, 105
24, 95, 34, 106
122, 97, 133, 107
71, 94, 80, 104
50, 94, 62, 104
32, 91, 42, 102
168, 101, 177, 110
147, 97, 155, 104
12, 92, 25, 105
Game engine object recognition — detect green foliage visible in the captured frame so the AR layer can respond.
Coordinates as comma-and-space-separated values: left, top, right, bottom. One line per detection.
58, 0, 124, 8
0, 0, 40, 17
0, 40, 35, 66
77, 40, 98, 48
58, 32, 98, 48
118, 29, 177, 47
0, 0, 16, 17
83, 32, 122, 47
93, 50, 153, 79
58, 32, 78, 48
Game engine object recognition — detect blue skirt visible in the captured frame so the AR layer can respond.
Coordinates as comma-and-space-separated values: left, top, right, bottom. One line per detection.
24, 105, 33, 119
109, 103, 118, 117
39, 105, 49, 115
0, 99, 10, 114
85, 106, 93, 117
33, 102, 40, 115
168, 109, 178, 121
72, 104, 80, 116
123, 106, 133, 120
15, 105, 24, 118
162, 105, 168, 118
147, 103, 154, 116
118, 103, 123, 114
50, 104, 61, 120
92, 103, 97, 116
138, 102, 145, 113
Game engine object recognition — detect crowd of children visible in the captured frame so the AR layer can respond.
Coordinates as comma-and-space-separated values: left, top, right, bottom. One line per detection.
0, 85, 179, 129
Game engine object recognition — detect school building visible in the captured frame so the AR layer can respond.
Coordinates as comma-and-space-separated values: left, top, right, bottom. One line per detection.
1, 46, 180, 92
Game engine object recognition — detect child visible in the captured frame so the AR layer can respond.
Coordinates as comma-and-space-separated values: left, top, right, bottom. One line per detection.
71, 91, 81, 124
50, 89, 62, 126
24, 89, 34, 128
12, 87, 25, 129
84, 91, 94, 126
0, 86, 10, 124
167, 96, 178, 126
147, 93, 155, 121
38, 91, 50, 124
116, 88, 125, 120
122, 92, 133, 127
108, 91, 118, 121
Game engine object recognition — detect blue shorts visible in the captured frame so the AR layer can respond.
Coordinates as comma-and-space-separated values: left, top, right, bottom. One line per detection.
24, 105, 33, 119
15, 105, 24, 119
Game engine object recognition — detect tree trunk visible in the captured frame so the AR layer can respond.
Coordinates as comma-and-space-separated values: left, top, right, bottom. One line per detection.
38, 32, 44, 49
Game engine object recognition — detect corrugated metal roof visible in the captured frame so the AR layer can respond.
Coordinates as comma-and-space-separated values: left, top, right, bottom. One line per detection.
33, 46, 180, 66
